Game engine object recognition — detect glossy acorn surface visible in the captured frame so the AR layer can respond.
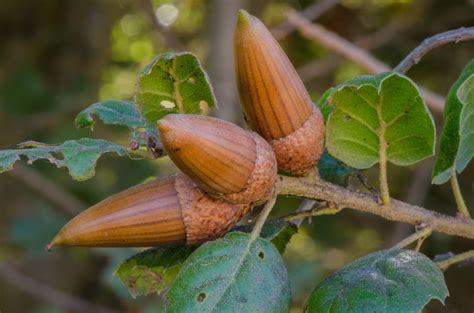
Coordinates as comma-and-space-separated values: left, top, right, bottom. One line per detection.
49, 175, 251, 248
159, 114, 277, 205
234, 10, 325, 176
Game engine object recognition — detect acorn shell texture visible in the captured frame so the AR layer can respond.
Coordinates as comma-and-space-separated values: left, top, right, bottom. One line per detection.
50, 175, 251, 248
159, 114, 277, 205
234, 10, 325, 176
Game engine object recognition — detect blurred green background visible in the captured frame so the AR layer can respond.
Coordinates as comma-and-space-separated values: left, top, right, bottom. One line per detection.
0, 0, 473, 312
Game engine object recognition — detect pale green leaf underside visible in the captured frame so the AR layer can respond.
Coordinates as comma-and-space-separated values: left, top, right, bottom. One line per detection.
432, 60, 474, 184
326, 72, 435, 169
114, 222, 295, 299
74, 100, 146, 129
0, 138, 127, 180
136, 52, 217, 123
307, 249, 448, 313
115, 246, 195, 298
167, 232, 291, 313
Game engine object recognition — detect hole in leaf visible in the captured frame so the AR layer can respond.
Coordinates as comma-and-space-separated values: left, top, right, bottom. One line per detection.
258, 251, 265, 259
343, 115, 351, 122
197, 292, 206, 302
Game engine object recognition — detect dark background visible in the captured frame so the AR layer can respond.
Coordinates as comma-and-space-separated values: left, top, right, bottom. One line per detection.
0, 0, 473, 312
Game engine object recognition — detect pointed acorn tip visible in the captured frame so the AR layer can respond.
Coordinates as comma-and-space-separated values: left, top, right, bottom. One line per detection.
45, 242, 54, 252
237, 9, 251, 25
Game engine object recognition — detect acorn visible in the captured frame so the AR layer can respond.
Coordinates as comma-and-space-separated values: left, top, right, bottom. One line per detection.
234, 10, 325, 176
158, 114, 277, 205
49, 174, 250, 248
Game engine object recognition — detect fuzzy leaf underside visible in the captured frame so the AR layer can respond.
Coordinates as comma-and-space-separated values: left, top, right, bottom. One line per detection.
74, 100, 146, 129
326, 72, 435, 169
115, 246, 196, 298
136, 52, 217, 123
307, 248, 448, 313
166, 232, 291, 313
115, 221, 296, 298
432, 60, 474, 184
0, 138, 128, 180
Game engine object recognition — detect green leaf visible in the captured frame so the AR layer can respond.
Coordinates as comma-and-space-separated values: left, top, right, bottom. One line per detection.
115, 221, 296, 299
432, 60, 474, 184
233, 219, 298, 254
317, 150, 354, 186
75, 100, 147, 130
167, 232, 291, 313
0, 138, 128, 180
136, 52, 217, 123
306, 248, 448, 313
326, 72, 435, 169
115, 246, 196, 298
315, 87, 336, 121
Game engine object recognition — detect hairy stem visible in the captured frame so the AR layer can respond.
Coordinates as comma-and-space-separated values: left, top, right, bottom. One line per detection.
250, 193, 277, 241
450, 174, 470, 218
377, 119, 390, 204
395, 227, 432, 249
437, 250, 474, 271
277, 175, 474, 239
283, 203, 342, 221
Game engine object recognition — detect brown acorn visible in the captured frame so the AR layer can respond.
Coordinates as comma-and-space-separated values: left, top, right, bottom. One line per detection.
234, 10, 325, 176
158, 114, 277, 205
49, 174, 250, 248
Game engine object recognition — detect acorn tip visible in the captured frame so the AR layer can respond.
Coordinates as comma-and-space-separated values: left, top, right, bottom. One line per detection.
237, 9, 251, 25
46, 242, 54, 252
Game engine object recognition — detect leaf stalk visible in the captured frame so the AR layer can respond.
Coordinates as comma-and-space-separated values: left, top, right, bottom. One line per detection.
450, 174, 470, 218
437, 250, 474, 271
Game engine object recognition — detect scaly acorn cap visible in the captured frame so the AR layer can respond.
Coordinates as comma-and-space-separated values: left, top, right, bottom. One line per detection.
48, 175, 250, 248
234, 10, 325, 176
158, 114, 277, 205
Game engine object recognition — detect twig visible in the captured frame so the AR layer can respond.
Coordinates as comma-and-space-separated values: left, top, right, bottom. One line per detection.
395, 226, 432, 249
271, 0, 339, 40
291, 199, 318, 226
450, 174, 470, 218
354, 171, 377, 193
250, 192, 277, 241
0, 262, 120, 313
283, 202, 341, 221
437, 250, 474, 271
277, 174, 474, 240
7, 165, 85, 215
138, 0, 185, 51
286, 9, 445, 113
394, 27, 474, 74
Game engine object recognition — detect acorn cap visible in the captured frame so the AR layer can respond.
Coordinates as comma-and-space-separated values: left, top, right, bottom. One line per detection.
49, 175, 250, 248
234, 10, 325, 176
158, 114, 277, 205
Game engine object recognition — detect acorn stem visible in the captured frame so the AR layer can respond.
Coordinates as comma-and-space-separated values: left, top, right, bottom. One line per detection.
250, 191, 277, 241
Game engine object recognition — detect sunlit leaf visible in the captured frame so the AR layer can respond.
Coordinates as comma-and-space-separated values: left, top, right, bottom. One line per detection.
75, 100, 146, 129
432, 60, 474, 184
167, 232, 291, 312
306, 248, 448, 313
326, 72, 435, 169
136, 52, 217, 123
115, 246, 195, 298
0, 138, 128, 180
